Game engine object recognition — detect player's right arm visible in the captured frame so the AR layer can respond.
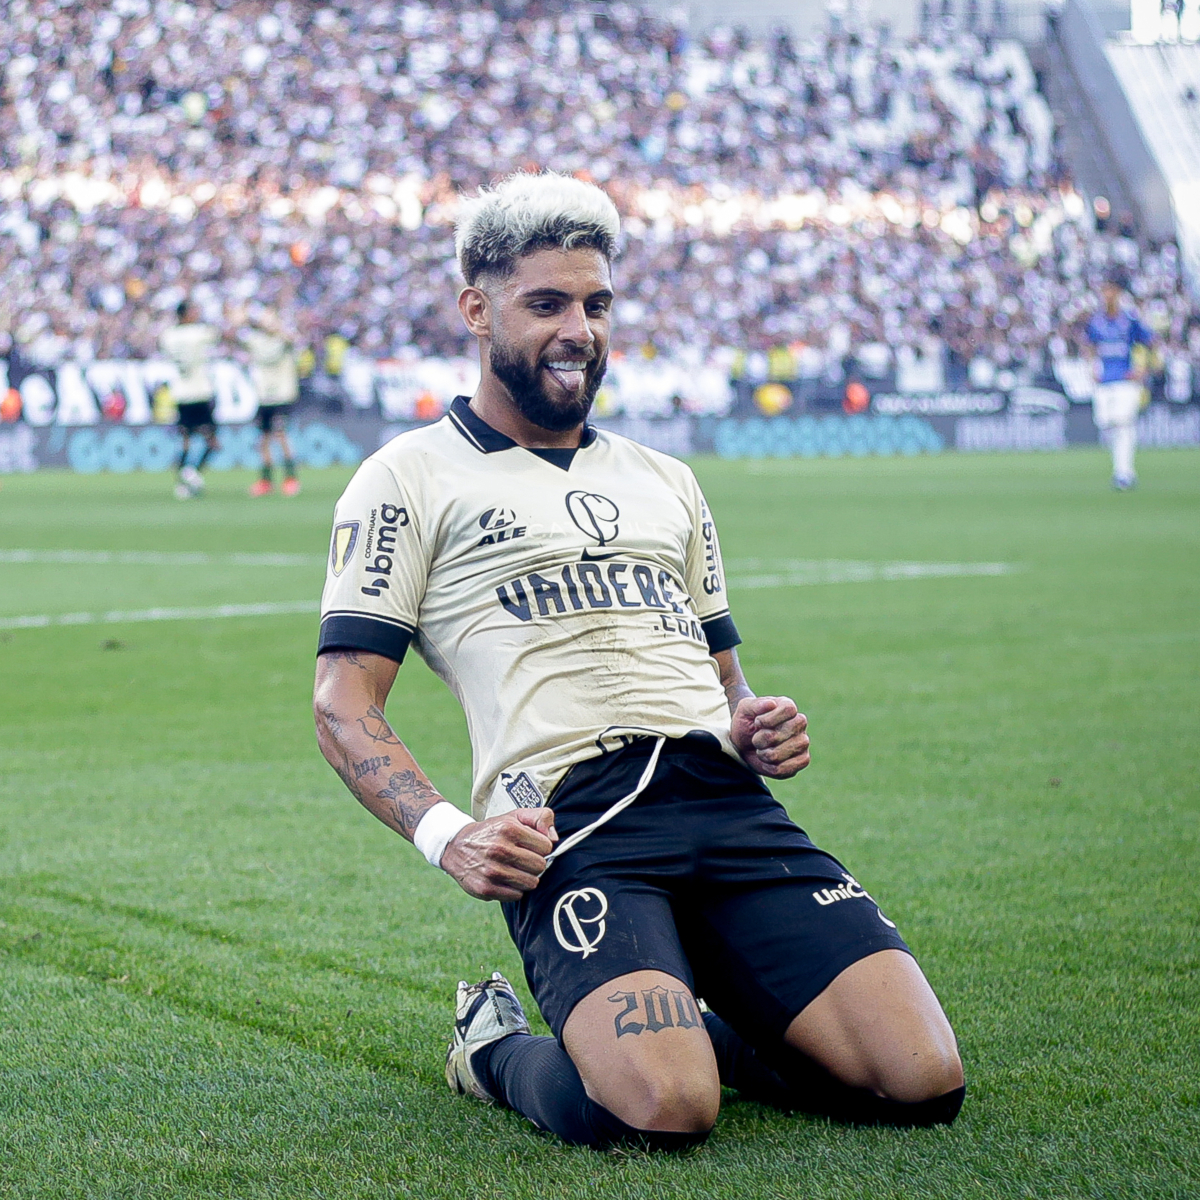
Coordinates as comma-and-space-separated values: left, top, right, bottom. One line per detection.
313, 455, 555, 901
313, 650, 555, 900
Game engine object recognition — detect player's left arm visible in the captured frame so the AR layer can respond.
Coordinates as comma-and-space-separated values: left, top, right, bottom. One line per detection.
1129, 318, 1154, 382
678, 467, 810, 779
715, 647, 810, 779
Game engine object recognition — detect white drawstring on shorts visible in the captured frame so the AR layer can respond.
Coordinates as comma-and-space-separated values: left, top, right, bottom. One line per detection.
543, 735, 666, 865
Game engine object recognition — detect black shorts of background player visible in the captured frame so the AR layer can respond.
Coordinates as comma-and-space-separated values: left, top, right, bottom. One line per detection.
251, 403, 299, 496
175, 400, 218, 499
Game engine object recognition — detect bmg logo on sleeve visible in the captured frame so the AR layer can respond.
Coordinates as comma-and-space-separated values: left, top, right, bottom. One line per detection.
360, 503, 409, 597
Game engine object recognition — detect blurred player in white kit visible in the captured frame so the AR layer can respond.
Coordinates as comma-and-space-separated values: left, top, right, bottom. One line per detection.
240, 309, 301, 497
160, 300, 220, 500
1086, 278, 1153, 491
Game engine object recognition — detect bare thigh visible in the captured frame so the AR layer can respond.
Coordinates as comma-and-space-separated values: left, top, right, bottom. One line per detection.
785, 949, 963, 1102
562, 969, 720, 1132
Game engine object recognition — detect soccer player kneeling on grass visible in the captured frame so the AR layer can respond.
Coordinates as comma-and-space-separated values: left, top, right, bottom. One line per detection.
313, 173, 964, 1151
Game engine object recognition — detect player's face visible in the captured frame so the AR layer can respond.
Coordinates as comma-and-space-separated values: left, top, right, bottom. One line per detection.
487, 247, 613, 432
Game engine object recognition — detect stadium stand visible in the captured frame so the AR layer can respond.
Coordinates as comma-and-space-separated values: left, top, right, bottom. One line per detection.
1104, 40, 1200, 289
0, 0, 1197, 415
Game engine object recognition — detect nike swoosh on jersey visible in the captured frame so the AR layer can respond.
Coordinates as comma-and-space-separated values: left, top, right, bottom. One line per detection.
580, 548, 620, 561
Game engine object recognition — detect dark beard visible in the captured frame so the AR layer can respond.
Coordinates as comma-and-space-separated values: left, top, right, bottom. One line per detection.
489, 340, 606, 432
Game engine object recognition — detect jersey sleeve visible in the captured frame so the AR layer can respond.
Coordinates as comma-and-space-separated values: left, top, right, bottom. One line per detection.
682, 470, 741, 654
317, 456, 427, 663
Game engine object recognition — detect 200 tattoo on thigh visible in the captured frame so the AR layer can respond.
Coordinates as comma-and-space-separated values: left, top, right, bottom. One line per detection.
608, 987, 701, 1037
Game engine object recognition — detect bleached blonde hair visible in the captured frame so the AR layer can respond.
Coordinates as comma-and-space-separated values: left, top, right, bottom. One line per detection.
455, 172, 620, 286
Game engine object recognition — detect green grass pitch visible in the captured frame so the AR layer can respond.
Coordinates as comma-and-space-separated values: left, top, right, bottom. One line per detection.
1, 449, 1197, 1200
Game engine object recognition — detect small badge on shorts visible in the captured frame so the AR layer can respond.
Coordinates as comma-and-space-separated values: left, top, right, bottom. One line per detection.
553, 887, 608, 958
503, 771, 544, 809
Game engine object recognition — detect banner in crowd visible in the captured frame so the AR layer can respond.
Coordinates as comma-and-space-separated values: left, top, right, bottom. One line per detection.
3, 405, 1199, 476
0, 354, 735, 426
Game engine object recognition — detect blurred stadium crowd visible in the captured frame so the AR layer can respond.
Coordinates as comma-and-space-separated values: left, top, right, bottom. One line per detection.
1, 0, 1198, 404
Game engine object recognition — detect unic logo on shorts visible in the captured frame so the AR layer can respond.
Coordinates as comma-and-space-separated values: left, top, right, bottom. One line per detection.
552, 887, 608, 958
813, 872, 897, 929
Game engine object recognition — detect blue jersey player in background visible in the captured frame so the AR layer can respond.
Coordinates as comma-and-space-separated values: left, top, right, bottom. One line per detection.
1086, 278, 1153, 490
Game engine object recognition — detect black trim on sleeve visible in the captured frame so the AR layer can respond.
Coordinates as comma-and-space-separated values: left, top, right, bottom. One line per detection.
701, 612, 741, 654
317, 612, 414, 664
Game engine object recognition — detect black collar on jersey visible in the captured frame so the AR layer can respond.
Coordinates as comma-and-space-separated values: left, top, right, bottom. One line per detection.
448, 396, 597, 470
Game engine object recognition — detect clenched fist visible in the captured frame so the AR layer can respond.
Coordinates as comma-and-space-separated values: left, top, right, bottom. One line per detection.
441, 807, 559, 901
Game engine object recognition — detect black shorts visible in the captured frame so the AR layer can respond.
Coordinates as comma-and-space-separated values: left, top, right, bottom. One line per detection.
256, 403, 293, 434
177, 401, 216, 432
503, 734, 910, 1050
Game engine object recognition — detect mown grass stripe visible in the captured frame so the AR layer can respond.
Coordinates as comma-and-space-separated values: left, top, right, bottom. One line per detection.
726, 559, 1017, 588
0, 549, 323, 566
0, 601, 318, 629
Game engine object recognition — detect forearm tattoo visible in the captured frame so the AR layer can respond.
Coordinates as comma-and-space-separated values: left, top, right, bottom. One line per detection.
376, 769, 442, 837
353, 755, 390, 781
323, 649, 370, 670
608, 987, 701, 1037
356, 704, 402, 744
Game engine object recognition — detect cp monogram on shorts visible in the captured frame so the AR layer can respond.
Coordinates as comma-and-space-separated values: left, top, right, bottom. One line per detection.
552, 887, 608, 958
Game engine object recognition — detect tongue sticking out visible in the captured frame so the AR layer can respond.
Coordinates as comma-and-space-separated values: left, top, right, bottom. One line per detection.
545, 365, 586, 393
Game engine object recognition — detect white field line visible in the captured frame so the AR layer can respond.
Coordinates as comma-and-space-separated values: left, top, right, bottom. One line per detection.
0, 549, 322, 566
0, 601, 318, 630
726, 560, 1017, 589
0, 558, 1017, 630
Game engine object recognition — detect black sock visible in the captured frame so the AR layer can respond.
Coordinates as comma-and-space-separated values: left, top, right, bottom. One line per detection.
283, 459, 296, 479
177, 442, 190, 472
474, 1033, 709, 1151
196, 443, 214, 471
703, 1012, 964, 1128
260, 463, 273, 482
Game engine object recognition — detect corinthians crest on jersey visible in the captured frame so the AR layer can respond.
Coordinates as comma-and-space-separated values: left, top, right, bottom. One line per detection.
318, 396, 741, 821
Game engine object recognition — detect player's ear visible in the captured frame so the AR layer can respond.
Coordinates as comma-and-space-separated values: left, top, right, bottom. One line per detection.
458, 286, 491, 339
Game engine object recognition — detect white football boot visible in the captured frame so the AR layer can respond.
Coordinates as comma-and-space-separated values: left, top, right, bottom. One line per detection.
180, 466, 204, 494
445, 971, 530, 1102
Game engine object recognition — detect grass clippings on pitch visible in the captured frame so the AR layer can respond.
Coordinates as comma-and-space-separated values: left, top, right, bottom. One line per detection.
1, 450, 1197, 1200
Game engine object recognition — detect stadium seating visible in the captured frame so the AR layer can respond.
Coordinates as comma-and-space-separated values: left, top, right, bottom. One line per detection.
0, 0, 1196, 413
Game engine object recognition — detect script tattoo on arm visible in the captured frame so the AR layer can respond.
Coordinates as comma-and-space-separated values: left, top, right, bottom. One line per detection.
608, 988, 701, 1038
356, 704, 402, 744
376, 769, 442, 838
352, 755, 390, 781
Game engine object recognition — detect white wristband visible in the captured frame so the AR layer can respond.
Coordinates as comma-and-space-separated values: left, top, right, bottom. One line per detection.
412, 801, 474, 869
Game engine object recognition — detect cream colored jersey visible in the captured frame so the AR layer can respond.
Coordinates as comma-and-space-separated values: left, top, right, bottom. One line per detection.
319, 397, 742, 820
159, 323, 219, 402
240, 328, 299, 405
